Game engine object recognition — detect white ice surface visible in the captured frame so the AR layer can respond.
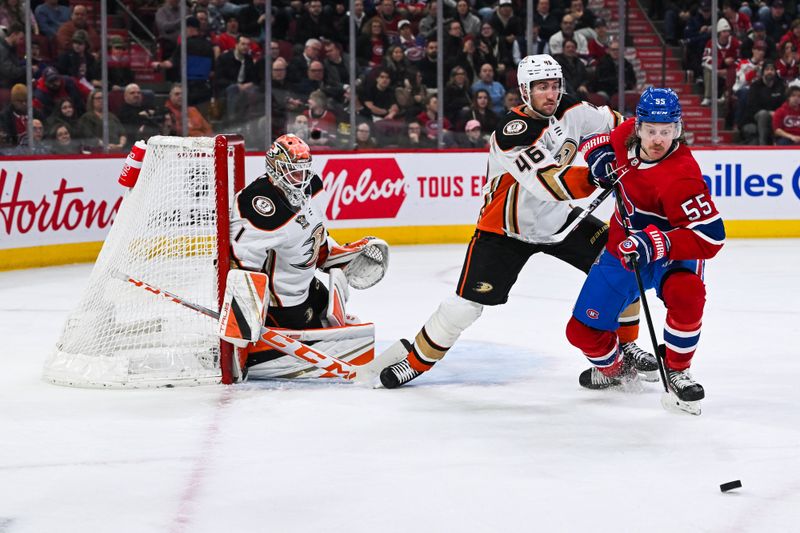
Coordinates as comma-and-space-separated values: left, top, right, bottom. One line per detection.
1, 240, 799, 533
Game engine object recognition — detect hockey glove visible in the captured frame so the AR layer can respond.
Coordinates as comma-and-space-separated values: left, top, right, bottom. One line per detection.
579, 134, 617, 189
617, 225, 671, 271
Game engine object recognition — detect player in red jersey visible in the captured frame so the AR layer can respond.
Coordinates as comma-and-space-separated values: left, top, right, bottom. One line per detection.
566, 88, 726, 411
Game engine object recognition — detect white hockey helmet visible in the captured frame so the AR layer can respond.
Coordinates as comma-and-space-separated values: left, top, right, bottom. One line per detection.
517, 54, 564, 116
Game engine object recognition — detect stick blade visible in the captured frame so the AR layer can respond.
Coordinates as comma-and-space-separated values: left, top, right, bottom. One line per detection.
661, 391, 702, 416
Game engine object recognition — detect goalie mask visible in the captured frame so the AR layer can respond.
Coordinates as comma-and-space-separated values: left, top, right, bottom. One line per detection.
517, 54, 565, 118
265, 134, 314, 208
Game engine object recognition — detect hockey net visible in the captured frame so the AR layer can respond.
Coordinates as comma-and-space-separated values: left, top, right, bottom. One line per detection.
44, 135, 245, 388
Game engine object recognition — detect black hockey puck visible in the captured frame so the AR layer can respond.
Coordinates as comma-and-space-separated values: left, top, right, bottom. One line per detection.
720, 480, 742, 492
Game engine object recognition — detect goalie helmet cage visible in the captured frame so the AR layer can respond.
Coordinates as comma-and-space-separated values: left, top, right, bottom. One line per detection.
44, 135, 246, 388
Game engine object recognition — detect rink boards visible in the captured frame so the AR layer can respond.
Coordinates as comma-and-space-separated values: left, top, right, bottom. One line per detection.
1, 147, 799, 270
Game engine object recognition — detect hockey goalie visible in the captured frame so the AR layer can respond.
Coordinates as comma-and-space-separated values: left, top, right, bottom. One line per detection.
226, 133, 389, 380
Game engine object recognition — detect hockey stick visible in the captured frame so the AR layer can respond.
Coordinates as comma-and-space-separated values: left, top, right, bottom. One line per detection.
611, 183, 669, 392
612, 185, 700, 415
110, 270, 368, 382
538, 164, 630, 246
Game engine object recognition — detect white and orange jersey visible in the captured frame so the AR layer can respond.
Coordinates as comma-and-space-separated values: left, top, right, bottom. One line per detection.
478, 94, 623, 243
230, 174, 327, 307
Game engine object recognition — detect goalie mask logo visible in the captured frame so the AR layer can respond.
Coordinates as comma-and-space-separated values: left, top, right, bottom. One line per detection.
252, 196, 275, 217
473, 281, 494, 293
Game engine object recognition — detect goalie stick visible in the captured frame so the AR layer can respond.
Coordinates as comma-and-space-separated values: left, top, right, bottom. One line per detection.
110, 270, 378, 383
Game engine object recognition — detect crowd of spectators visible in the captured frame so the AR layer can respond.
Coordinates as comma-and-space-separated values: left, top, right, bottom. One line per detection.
1, 0, 800, 153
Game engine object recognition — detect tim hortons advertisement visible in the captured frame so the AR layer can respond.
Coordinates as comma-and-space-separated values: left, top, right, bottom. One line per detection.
0, 158, 124, 250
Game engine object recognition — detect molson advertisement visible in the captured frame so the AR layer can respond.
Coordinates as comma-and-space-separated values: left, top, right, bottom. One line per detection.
2, 147, 799, 270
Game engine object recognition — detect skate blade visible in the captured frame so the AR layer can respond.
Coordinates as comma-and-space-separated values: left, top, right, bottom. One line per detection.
660, 391, 701, 415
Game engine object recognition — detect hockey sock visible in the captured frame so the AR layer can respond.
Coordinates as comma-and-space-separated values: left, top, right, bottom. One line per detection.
409, 295, 483, 371
616, 299, 641, 343
566, 317, 622, 375
662, 272, 705, 370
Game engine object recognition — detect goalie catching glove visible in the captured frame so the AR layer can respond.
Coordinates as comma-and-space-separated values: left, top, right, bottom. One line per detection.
318, 236, 389, 290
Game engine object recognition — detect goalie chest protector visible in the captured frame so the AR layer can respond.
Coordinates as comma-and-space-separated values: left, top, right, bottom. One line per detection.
230, 175, 327, 307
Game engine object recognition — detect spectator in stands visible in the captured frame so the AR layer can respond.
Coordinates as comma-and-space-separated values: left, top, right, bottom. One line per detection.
418, 38, 439, 87
1, 117, 48, 154
44, 97, 79, 134
295, 0, 334, 43
33, 66, 85, 117
741, 21, 777, 59
663, 1, 692, 45
355, 120, 379, 148
56, 4, 99, 54
453, 35, 482, 81
236, 0, 267, 40
382, 44, 413, 87
376, 0, 402, 36
701, 18, 740, 105
458, 119, 488, 148
772, 85, 800, 144
0, 22, 24, 89
289, 39, 323, 83
394, 84, 422, 121
357, 18, 391, 70
153, 16, 216, 106
29, 39, 50, 81
555, 38, 590, 99
162, 83, 213, 137
418, 0, 439, 41
456, 0, 481, 37
568, 0, 597, 35
264, 57, 302, 138
293, 59, 342, 101
587, 18, 610, 66
194, 8, 214, 42
779, 19, 800, 52
288, 113, 310, 141
684, 0, 714, 78
47, 123, 79, 154
118, 83, 159, 147
197, 0, 225, 34
471, 62, 506, 115
56, 30, 100, 88
528, 21, 550, 56
762, 0, 791, 44
502, 88, 521, 113
0, 0, 37, 34
399, 119, 435, 148
593, 39, 636, 103
458, 88, 498, 135
489, 0, 524, 73
34, 0, 69, 38
323, 40, 350, 87
722, 1, 752, 41
216, 35, 258, 122
76, 89, 127, 152
348, 0, 367, 36
534, 0, 561, 42
361, 68, 400, 120
0, 84, 39, 147
417, 94, 452, 142
304, 89, 338, 145
733, 39, 766, 108
739, 61, 786, 144
477, 22, 510, 77
776, 40, 799, 80
549, 14, 589, 58
444, 65, 473, 124
155, 0, 181, 58
214, 16, 241, 54
108, 36, 134, 91
394, 19, 424, 60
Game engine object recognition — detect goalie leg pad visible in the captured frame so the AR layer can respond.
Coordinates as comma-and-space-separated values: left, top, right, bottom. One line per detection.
218, 270, 269, 348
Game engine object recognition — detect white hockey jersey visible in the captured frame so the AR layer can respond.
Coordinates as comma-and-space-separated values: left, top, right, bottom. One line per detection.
478, 94, 623, 243
230, 175, 327, 307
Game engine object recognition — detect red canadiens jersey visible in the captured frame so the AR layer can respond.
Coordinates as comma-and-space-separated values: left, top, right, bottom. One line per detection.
608, 118, 726, 260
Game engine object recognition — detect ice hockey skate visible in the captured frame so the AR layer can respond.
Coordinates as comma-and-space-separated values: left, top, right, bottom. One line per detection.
578, 354, 638, 390
660, 367, 704, 415
621, 342, 659, 382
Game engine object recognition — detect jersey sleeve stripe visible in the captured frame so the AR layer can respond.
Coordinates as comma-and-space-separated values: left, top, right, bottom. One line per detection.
505, 182, 520, 234
536, 164, 571, 200
457, 233, 479, 296
687, 217, 726, 244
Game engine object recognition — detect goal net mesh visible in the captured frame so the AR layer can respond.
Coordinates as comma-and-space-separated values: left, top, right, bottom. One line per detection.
44, 136, 235, 388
